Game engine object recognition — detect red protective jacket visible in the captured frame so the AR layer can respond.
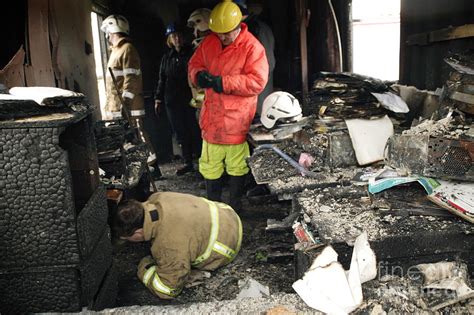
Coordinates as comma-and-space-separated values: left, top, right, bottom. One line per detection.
188, 23, 269, 144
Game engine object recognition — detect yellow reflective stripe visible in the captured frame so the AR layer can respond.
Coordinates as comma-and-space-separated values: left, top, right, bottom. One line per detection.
122, 91, 135, 99
106, 68, 141, 77
192, 199, 219, 266
220, 201, 243, 258
131, 109, 145, 116
142, 266, 156, 286
107, 69, 124, 77
235, 212, 243, 256
109, 111, 122, 118
123, 68, 142, 76
215, 201, 232, 209
151, 274, 181, 297
213, 241, 235, 259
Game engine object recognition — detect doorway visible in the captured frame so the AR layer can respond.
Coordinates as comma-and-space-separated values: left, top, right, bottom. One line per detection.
352, 0, 400, 81
91, 12, 108, 118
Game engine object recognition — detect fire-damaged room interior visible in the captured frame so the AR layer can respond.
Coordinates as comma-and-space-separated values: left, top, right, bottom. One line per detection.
0, 0, 473, 313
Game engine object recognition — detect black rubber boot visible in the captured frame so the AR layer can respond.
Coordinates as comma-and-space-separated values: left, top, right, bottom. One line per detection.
176, 162, 194, 176
150, 162, 164, 180
229, 175, 246, 212
206, 178, 222, 202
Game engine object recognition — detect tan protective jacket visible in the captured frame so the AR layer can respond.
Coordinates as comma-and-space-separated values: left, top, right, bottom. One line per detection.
137, 192, 242, 299
105, 37, 145, 118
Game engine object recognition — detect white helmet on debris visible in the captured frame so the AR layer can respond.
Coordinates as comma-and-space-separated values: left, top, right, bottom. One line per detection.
261, 92, 302, 129
101, 15, 130, 36
187, 8, 211, 33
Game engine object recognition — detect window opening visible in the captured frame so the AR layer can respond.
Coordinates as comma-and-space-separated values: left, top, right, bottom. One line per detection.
91, 12, 108, 117
352, 0, 400, 80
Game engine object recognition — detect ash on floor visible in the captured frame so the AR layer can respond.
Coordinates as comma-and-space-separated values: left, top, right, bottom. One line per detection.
112, 161, 295, 307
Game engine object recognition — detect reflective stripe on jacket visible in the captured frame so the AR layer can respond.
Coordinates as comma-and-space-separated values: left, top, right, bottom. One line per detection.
138, 192, 242, 299
188, 23, 269, 144
105, 37, 145, 117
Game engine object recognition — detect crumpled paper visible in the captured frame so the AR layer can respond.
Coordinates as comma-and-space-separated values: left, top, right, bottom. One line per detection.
292, 232, 377, 314
298, 152, 315, 169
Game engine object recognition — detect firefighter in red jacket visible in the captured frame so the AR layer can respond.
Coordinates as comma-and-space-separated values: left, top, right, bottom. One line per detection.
188, 0, 269, 211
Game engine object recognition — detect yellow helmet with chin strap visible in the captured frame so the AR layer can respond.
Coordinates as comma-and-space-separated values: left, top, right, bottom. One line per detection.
209, 0, 242, 33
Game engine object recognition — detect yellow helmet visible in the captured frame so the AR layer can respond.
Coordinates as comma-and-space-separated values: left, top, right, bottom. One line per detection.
209, 0, 242, 33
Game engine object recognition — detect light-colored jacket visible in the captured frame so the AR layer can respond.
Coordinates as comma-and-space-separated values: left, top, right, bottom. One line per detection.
137, 192, 242, 299
105, 37, 145, 118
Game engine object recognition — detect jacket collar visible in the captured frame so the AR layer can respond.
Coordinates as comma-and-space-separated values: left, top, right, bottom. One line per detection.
209, 22, 249, 49
232, 22, 249, 46
142, 201, 160, 241
112, 36, 131, 49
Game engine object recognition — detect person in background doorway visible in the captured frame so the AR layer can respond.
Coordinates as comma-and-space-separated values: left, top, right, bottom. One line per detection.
101, 15, 163, 180
113, 192, 242, 299
187, 8, 212, 49
154, 24, 202, 176
235, 0, 275, 119
187, 8, 212, 111
188, 0, 269, 211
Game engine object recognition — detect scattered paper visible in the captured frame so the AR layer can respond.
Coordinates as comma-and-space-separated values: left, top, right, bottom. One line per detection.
368, 176, 440, 195
6, 86, 84, 105
237, 277, 270, 299
293, 233, 377, 314
368, 176, 473, 223
345, 115, 394, 165
414, 261, 474, 311
371, 91, 410, 113
428, 180, 474, 223
298, 153, 315, 169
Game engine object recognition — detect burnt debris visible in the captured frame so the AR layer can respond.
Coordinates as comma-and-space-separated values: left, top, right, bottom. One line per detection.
0, 94, 115, 313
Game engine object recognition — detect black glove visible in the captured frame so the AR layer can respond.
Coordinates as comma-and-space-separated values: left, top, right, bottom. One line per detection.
197, 71, 223, 93
197, 71, 214, 88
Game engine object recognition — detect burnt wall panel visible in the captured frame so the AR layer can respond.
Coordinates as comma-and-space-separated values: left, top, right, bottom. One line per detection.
0, 127, 80, 268
91, 262, 118, 311
77, 184, 108, 258
80, 227, 113, 304
0, 268, 82, 314
49, 0, 101, 118
400, 0, 474, 90
25, 0, 55, 86
307, 0, 351, 75
0, 111, 115, 312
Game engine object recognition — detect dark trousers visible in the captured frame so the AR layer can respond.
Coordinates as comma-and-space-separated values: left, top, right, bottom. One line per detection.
165, 100, 202, 164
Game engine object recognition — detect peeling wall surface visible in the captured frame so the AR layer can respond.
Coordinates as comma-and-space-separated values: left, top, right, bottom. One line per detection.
48, 0, 100, 112
400, 0, 474, 90
0, 0, 100, 117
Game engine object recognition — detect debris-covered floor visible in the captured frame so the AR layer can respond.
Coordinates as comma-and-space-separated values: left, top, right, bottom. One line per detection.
105, 161, 474, 314
111, 161, 301, 308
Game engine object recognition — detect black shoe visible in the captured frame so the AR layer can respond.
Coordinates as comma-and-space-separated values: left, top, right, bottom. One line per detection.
176, 164, 194, 176
153, 175, 167, 181
229, 175, 246, 212
151, 168, 166, 181
206, 178, 222, 202
246, 185, 269, 197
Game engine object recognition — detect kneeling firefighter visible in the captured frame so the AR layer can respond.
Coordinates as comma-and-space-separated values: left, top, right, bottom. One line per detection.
113, 192, 242, 299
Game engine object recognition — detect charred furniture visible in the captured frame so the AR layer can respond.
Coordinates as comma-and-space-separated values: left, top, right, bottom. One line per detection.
0, 102, 116, 313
